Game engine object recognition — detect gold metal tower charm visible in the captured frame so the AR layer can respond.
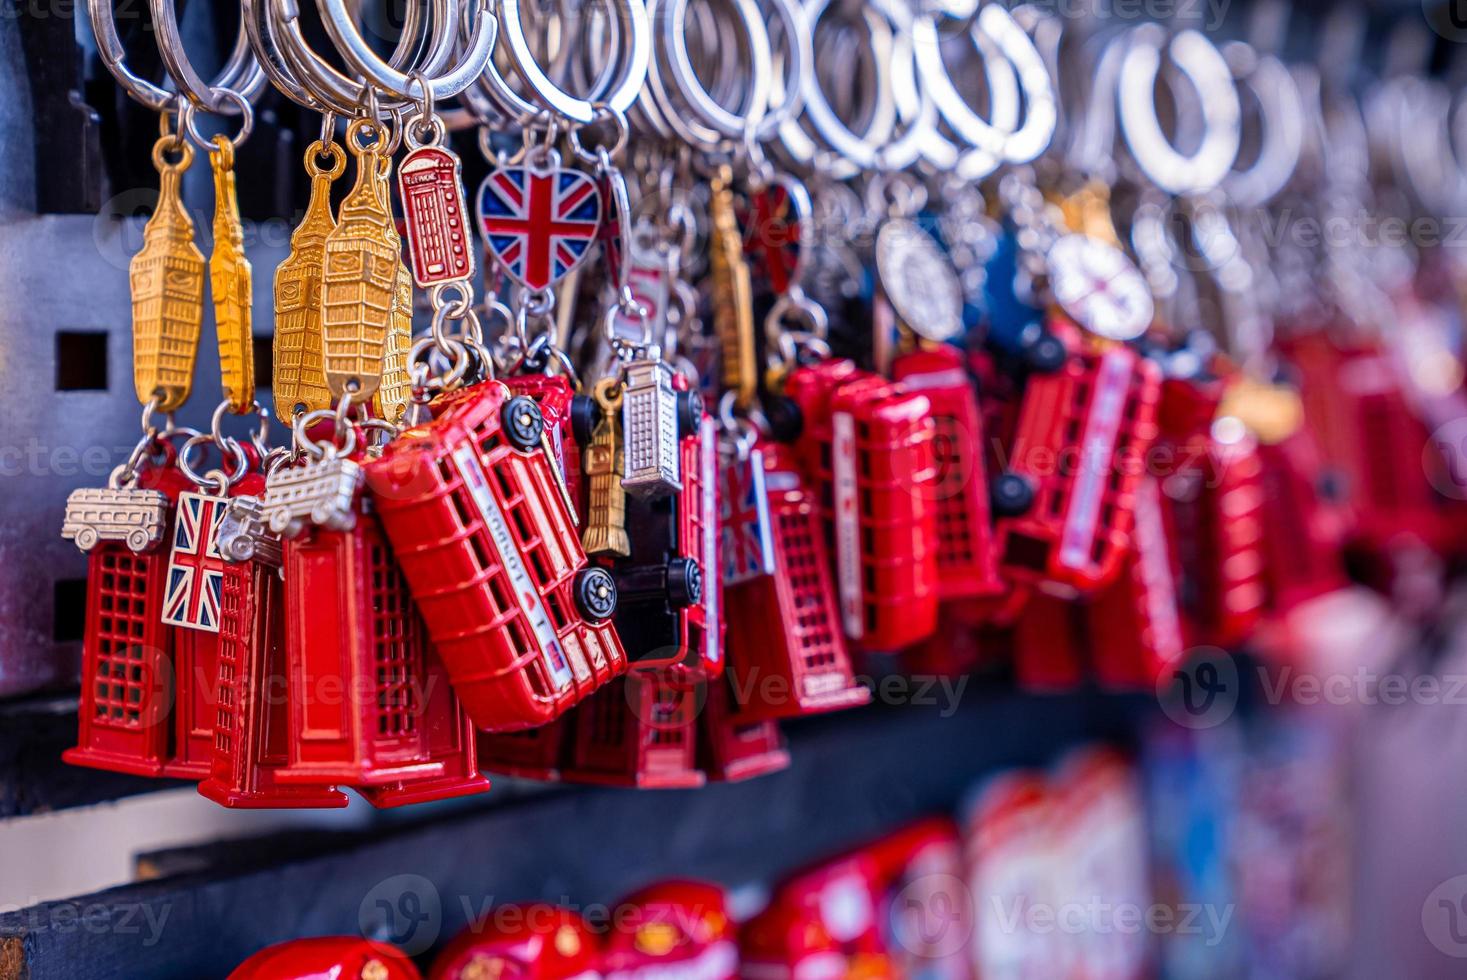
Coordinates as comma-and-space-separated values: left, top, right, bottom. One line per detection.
273, 140, 343, 418
581, 378, 631, 558
209, 135, 254, 414
321, 119, 398, 404
131, 134, 205, 412
374, 155, 414, 424
709, 165, 756, 409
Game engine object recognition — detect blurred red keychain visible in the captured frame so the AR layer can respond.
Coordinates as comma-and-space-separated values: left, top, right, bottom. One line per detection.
782, 360, 941, 649
721, 440, 869, 721
991, 321, 1162, 596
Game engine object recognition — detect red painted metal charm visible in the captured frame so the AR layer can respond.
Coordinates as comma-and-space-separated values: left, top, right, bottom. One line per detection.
228, 937, 421, 980
723, 442, 869, 721
1256, 425, 1351, 615
890, 345, 1004, 604
476, 163, 601, 291
275, 500, 443, 788
430, 905, 602, 980
66, 453, 193, 777
399, 144, 474, 287
366, 381, 625, 732
992, 321, 1162, 595
602, 881, 738, 980
561, 668, 704, 789
783, 360, 941, 649
165, 472, 268, 781
200, 498, 347, 808
696, 671, 790, 783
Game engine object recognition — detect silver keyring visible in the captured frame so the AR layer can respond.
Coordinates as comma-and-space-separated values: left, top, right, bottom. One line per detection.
1118, 25, 1240, 196
89, 0, 263, 112
242, 0, 433, 113
656, 0, 772, 143
316, 0, 497, 102
147, 0, 269, 113
267, 0, 459, 114
778, 0, 897, 177
1222, 43, 1303, 209
500, 0, 650, 124
913, 11, 1020, 176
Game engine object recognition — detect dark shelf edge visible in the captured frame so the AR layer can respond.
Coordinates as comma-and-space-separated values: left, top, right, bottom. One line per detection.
0, 691, 1155, 980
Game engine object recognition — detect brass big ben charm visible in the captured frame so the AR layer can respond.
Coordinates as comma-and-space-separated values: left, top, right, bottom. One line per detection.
374, 155, 414, 424
209, 135, 254, 414
131, 135, 205, 413
581, 378, 631, 558
321, 119, 398, 404
709, 165, 756, 410
273, 140, 343, 418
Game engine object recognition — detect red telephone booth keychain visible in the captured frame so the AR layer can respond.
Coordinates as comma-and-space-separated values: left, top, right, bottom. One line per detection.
64, 427, 195, 777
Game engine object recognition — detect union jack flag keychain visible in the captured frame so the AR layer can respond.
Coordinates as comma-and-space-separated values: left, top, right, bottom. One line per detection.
476, 146, 601, 294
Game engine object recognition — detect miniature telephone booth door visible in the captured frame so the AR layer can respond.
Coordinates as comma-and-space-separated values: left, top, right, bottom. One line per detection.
67, 461, 194, 777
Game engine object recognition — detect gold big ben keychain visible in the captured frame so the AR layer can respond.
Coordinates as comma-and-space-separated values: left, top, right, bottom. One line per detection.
209, 134, 254, 414
709, 165, 757, 410
274, 138, 344, 419
131, 121, 205, 414
321, 117, 398, 405
374, 152, 415, 424
582, 378, 631, 557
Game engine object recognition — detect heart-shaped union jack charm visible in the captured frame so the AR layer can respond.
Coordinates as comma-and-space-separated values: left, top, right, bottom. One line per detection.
476, 164, 602, 292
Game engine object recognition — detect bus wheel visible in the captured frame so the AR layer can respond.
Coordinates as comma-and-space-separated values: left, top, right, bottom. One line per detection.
667, 558, 702, 608
502, 396, 546, 451
575, 567, 618, 622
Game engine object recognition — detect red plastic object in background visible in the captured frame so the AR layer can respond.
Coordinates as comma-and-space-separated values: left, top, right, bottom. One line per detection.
66, 455, 195, 777
429, 905, 601, 980
890, 345, 1004, 604
751, 851, 894, 976
784, 361, 940, 649
738, 902, 847, 980
276, 510, 443, 788
1013, 590, 1085, 692
227, 936, 420, 980
366, 381, 626, 732
992, 323, 1162, 596
722, 442, 870, 722
200, 552, 347, 809
865, 818, 973, 980
602, 881, 738, 980
560, 668, 705, 789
